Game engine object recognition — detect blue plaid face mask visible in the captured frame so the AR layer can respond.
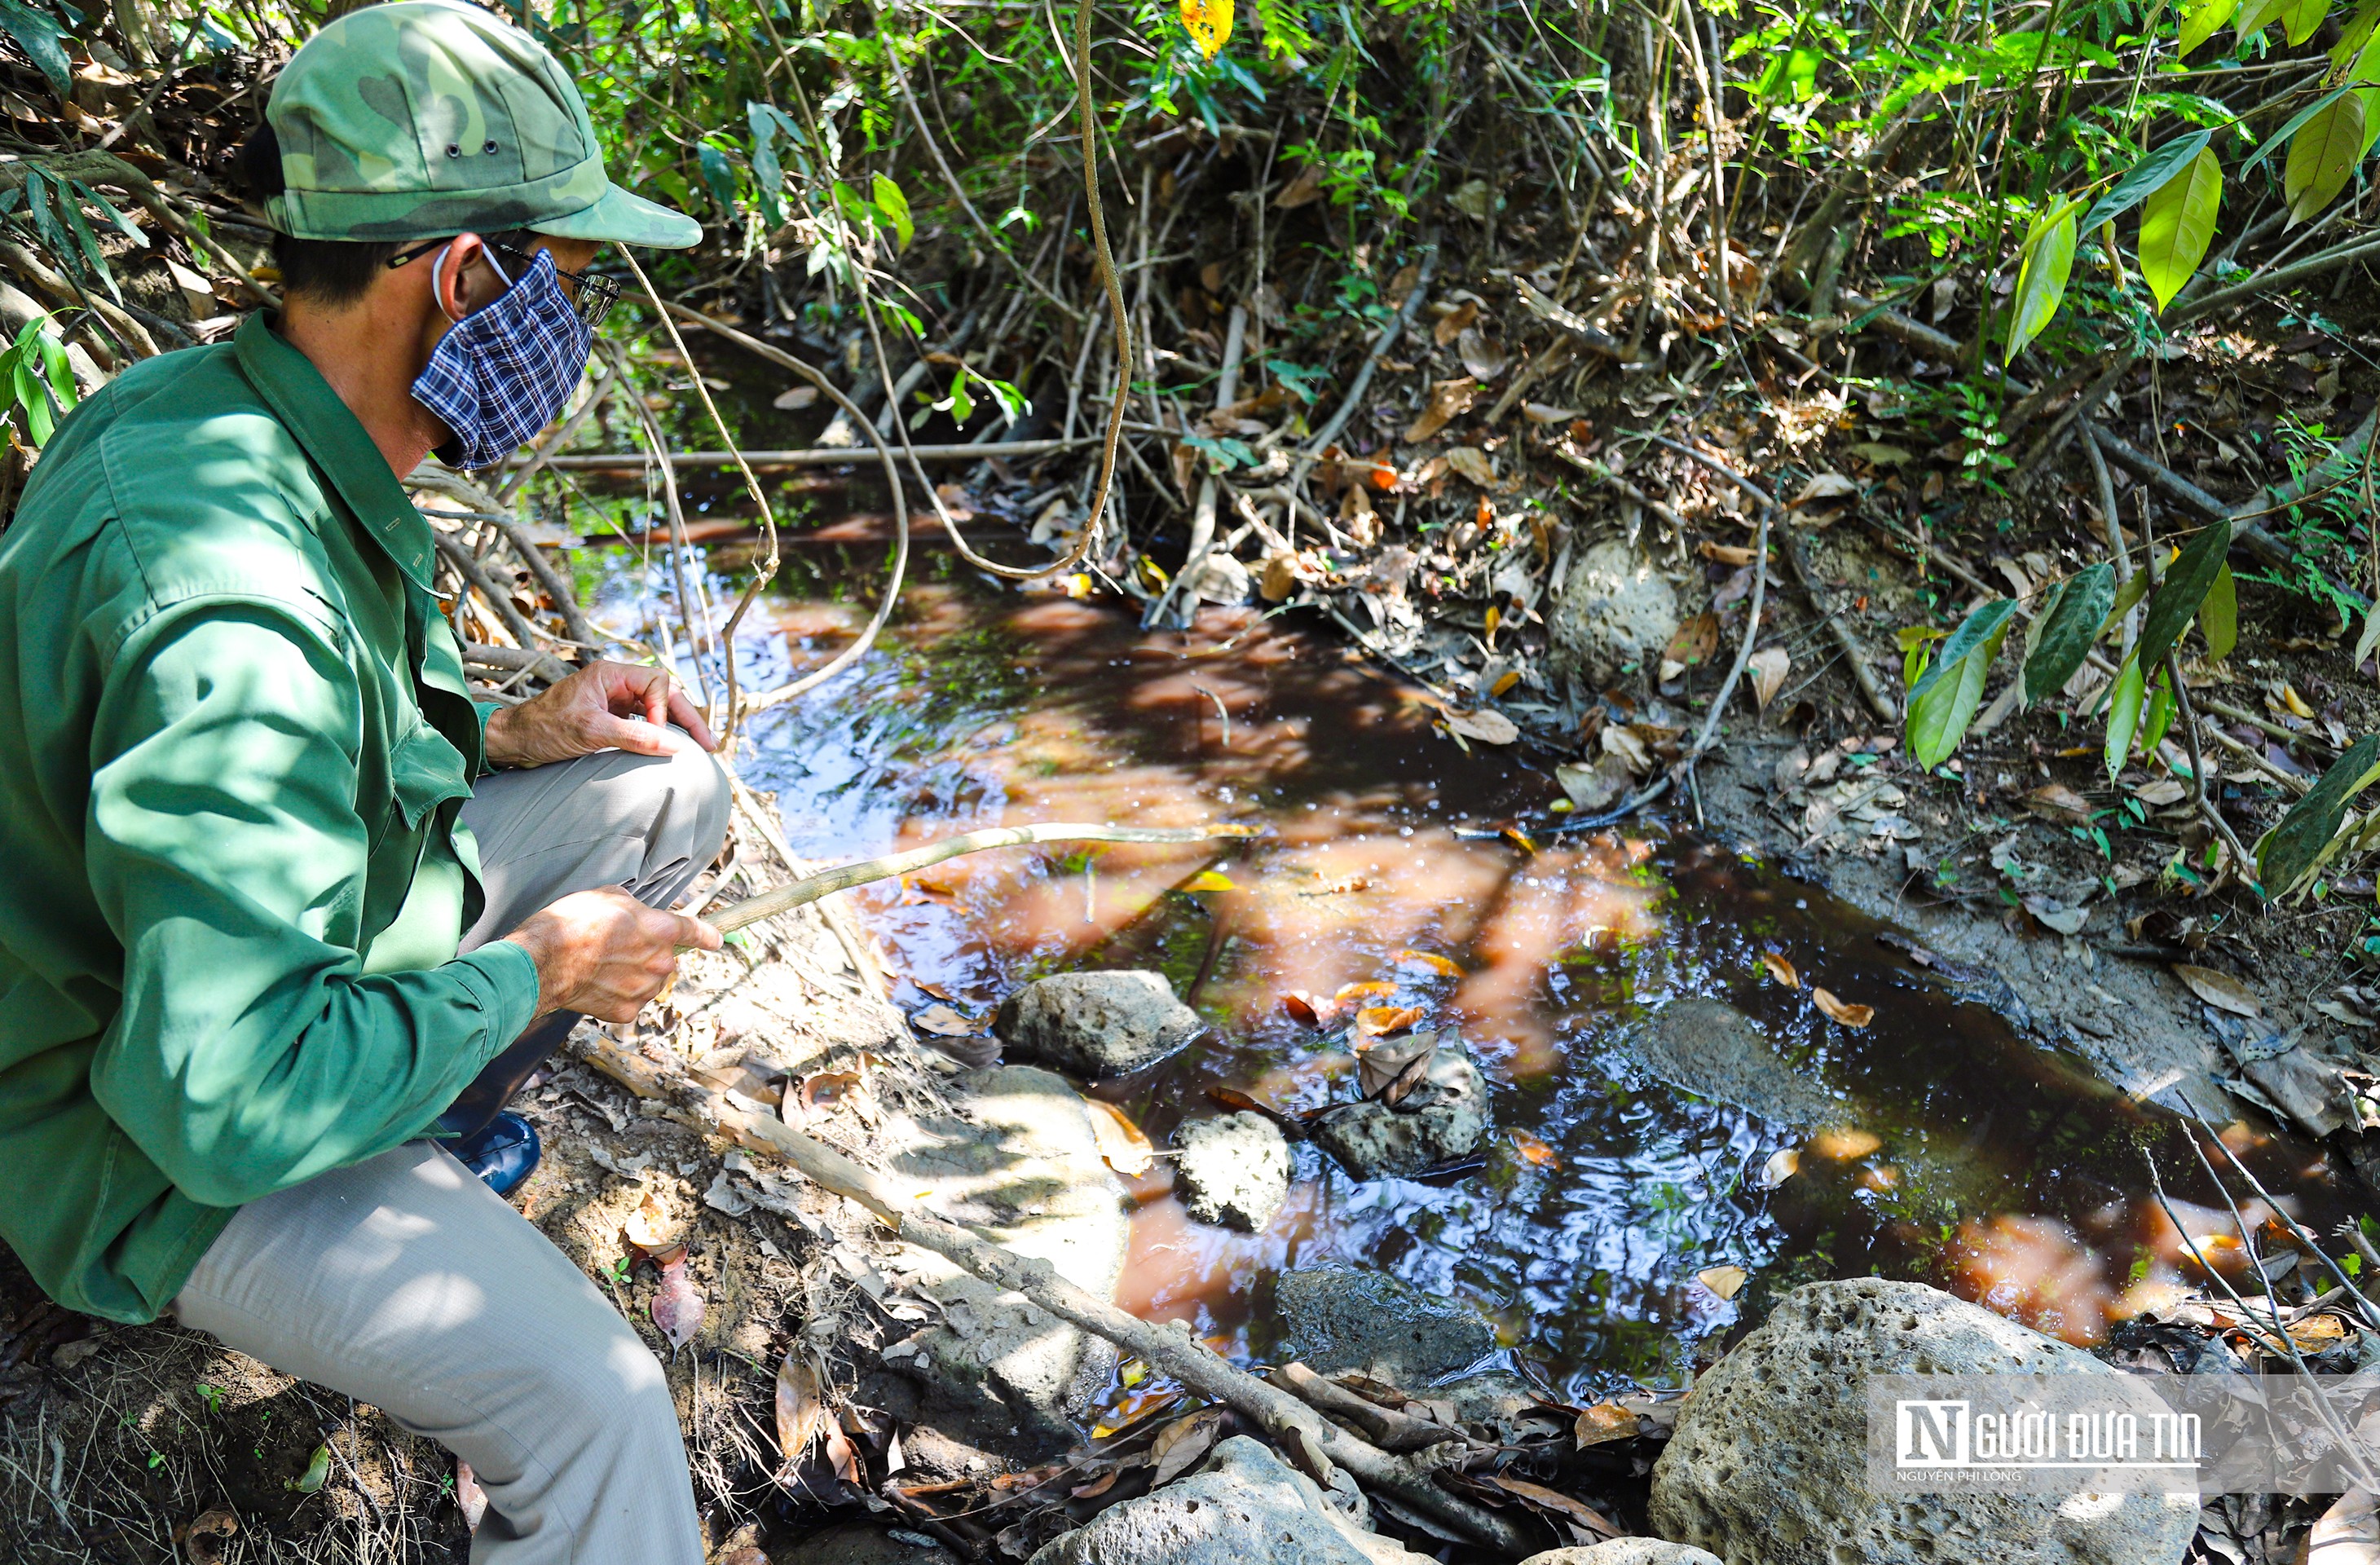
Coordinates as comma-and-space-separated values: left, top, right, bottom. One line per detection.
410, 245, 594, 470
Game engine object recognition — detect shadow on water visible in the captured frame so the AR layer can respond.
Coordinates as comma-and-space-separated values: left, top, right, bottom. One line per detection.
727, 571, 2353, 1400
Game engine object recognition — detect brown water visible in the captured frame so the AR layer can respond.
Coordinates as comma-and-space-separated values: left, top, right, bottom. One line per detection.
690, 567, 2350, 1402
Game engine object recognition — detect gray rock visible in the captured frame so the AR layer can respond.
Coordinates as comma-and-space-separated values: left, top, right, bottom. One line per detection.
1174, 1111, 1290, 1232
879, 1068, 1130, 1448
1310, 1035, 1490, 1180
1649, 1278, 2198, 1565
796, 1522, 963, 1564
1276, 1266, 1496, 1385
1619, 997, 1840, 1127
1518, 1545, 1723, 1565
1026, 1435, 1430, 1565
1549, 539, 1681, 686
995, 971, 1202, 1078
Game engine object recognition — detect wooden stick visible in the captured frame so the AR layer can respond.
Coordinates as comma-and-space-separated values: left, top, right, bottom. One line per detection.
568, 1032, 1530, 1553
525, 438, 1103, 470
706, 823, 1262, 934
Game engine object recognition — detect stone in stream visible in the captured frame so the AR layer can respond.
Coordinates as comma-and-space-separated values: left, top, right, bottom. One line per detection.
1309, 1033, 1491, 1181
1518, 1545, 1723, 1565
1025, 1435, 1430, 1565
1547, 538, 1683, 686
875, 1067, 1130, 1448
1275, 1265, 1496, 1385
994, 970, 1203, 1078
1648, 1278, 2199, 1565
1618, 996, 1843, 1128
1172, 1110, 1290, 1232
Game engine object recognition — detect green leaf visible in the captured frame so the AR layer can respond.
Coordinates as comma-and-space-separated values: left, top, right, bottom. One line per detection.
287, 1443, 331, 1494
57, 196, 116, 302
946, 368, 972, 423
2112, 563, 2155, 620
697, 143, 738, 218
2006, 201, 2080, 364
2138, 147, 2223, 312
2246, 82, 2358, 176
871, 173, 913, 249
0, 0, 72, 96
2078, 131, 2214, 235
2257, 734, 2380, 897
1906, 598, 2020, 769
2104, 655, 2146, 778
2286, 91, 2366, 223
2180, 0, 2242, 52
2235, 0, 2289, 41
2021, 562, 2117, 704
2281, 0, 2329, 42
2142, 671, 2178, 755
2202, 562, 2237, 661
746, 101, 787, 228
2137, 518, 2233, 673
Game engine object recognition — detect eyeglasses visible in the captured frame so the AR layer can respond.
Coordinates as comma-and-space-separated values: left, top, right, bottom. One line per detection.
384, 236, 622, 330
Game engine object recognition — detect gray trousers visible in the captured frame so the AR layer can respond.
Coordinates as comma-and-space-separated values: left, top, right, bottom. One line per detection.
173, 741, 731, 1565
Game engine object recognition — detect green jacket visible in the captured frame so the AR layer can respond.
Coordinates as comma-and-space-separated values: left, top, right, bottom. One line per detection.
0, 315, 542, 1323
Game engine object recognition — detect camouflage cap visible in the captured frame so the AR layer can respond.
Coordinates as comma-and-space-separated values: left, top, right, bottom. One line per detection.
265, 0, 699, 248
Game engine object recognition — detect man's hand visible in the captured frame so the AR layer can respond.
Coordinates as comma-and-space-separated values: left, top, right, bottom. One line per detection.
483, 660, 717, 769
500, 887, 721, 1022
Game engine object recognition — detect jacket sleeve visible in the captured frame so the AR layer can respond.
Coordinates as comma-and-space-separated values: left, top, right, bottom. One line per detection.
82, 599, 542, 1207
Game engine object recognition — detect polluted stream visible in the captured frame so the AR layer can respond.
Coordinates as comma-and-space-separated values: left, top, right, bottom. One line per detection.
598, 555, 2358, 1413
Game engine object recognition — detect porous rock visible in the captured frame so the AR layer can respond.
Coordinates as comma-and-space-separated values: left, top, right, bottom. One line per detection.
1174, 1111, 1290, 1232
994, 970, 1202, 1078
1648, 1278, 2198, 1565
1025, 1435, 1430, 1565
878, 1067, 1130, 1448
1517, 1545, 1723, 1565
1548, 539, 1681, 686
1276, 1265, 1496, 1385
1309, 1034, 1489, 1180
1619, 997, 1841, 1127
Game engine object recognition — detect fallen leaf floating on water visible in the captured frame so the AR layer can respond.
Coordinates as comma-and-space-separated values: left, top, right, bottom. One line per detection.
1573, 1402, 1640, 1448
1510, 1127, 1561, 1167
1356, 1004, 1427, 1038
1696, 1264, 1750, 1301
775, 1351, 829, 1483
1748, 646, 1791, 712
650, 1254, 705, 1349
1150, 1405, 1232, 1486
1809, 1126, 1884, 1161
1179, 869, 1236, 893
1759, 1147, 1801, 1188
1443, 706, 1519, 745
1336, 980, 1400, 1003
1394, 949, 1465, 978
1810, 987, 1875, 1028
909, 1003, 978, 1036
1358, 1031, 1439, 1104
1086, 1098, 1156, 1177
2174, 963, 2261, 1017
1280, 990, 1334, 1027
1761, 952, 1800, 988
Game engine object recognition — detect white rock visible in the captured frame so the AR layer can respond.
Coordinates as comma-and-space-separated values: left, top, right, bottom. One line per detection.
1548, 539, 1681, 686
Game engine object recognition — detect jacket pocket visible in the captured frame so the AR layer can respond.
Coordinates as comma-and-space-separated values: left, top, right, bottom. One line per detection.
386, 719, 470, 832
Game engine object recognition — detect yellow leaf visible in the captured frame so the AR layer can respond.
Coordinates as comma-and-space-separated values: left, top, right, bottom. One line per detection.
1484, 604, 1502, 637
1394, 949, 1465, 977
1574, 1402, 1639, 1447
1086, 1099, 1156, 1176
1811, 987, 1875, 1028
1696, 1264, 1749, 1300
1510, 1128, 1561, 1167
1809, 1126, 1884, 1160
1335, 980, 1399, 1003
1356, 1004, 1426, 1036
1491, 669, 1521, 698
1761, 951, 1799, 988
1180, 0, 1232, 59
1181, 869, 1236, 893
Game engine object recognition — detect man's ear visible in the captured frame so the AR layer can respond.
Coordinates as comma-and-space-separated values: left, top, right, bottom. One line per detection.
430, 232, 490, 321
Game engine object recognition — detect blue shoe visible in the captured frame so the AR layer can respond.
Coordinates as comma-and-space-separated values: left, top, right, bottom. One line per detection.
448, 1111, 540, 1197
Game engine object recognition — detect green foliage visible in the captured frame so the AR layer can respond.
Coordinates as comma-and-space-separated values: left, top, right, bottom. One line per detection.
0, 312, 76, 447
2021, 562, 2115, 705
2257, 736, 2380, 897
1906, 598, 2019, 769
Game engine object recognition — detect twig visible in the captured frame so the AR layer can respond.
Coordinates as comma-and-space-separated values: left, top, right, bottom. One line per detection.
1639, 433, 1774, 791
2184, 1106, 2380, 1332
1778, 528, 1895, 722
430, 530, 565, 672
1147, 305, 1247, 628
525, 438, 1104, 470
707, 822, 1260, 932
1290, 231, 1441, 487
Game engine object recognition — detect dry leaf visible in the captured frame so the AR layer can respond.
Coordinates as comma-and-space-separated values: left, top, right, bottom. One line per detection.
1574, 1403, 1640, 1448
909, 1003, 976, 1036
2175, 963, 2261, 1016
650, 1257, 705, 1348
1281, 990, 1335, 1027
795, 1070, 864, 1113
1443, 447, 1496, 487
1761, 951, 1800, 988
822, 1417, 864, 1487
1809, 1126, 1883, 1160
1748, 646, 1791, 712
1758, 1147, 1801, 1188
1696, 1264, 1749, 1300
1394, 949, 1465, 977
1087, 1099, 1156, 1176
1790, 472, 1859, 509
1403, 377, 1479, 443
1443, 707, 1518, 744
2132, 778, 2188, 807
1456, 324, 1507, 381
1664, 611, 1721, 667
1150, 1405, 1231, 1485
1698, 540, 1754, 566
775, 1352, 829, 1479
1357, 1031, 1438, 1098
1510, 1128, 1561, 1167
2281, 683, 2316, 720
176, 1508, 240, 1565
624, 1191, 680, 1255
1811, 988, 1875, 1028
1335, 981, 1399, 1003
771, 385, 819, 412
1179, 0, 1233, 61
1432, 298, 1479, 346
1482, 1475, 1621, 1539
456, 1462, 487, 1531
1355, 1004, 1426, 1037
2023, 784, 2093, 825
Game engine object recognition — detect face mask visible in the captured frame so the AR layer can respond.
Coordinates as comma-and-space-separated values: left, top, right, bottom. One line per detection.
410, 245, 594, 470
